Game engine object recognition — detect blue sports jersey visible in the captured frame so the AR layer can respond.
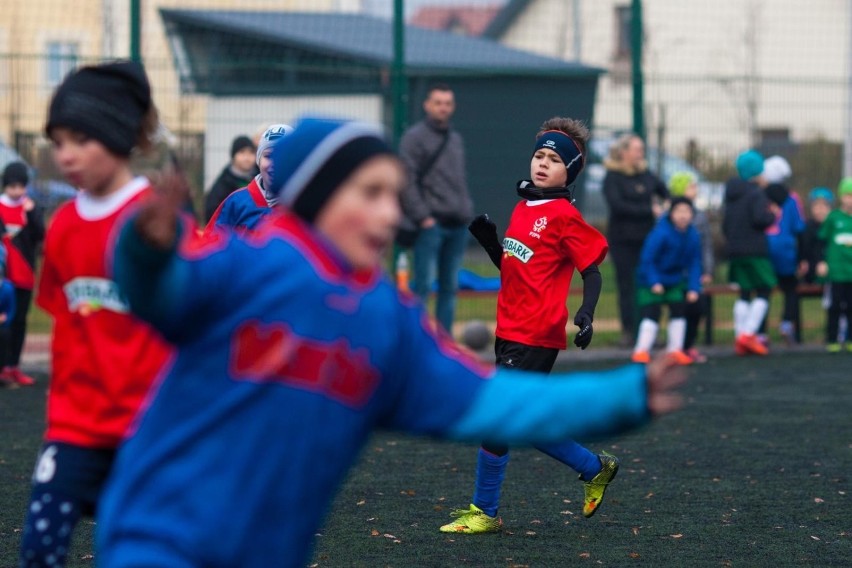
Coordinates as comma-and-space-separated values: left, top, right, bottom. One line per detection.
205, 177, 271, 232
98, 209, 649, 568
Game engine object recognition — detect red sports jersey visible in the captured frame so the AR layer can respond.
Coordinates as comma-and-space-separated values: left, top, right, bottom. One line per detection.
0, 196, 28, 238
36, 177, 171, 448
496, 198, 608, 349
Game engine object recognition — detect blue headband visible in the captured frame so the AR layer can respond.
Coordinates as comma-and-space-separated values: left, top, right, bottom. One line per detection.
533, 130, 585, 185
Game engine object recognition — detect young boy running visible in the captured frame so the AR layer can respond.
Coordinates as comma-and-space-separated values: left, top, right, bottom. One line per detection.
446, 117, 617, 534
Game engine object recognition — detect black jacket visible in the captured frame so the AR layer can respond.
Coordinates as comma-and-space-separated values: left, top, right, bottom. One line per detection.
602, 166, 668, 245
722, 178, 776, 258
204, 166, 254, 222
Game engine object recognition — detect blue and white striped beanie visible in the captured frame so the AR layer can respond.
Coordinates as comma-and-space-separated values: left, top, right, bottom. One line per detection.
269, 116, 393, 223
256, 123, 293, 166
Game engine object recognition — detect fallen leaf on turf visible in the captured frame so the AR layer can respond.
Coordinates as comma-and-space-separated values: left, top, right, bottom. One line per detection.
400, 489, 415, 496
811, 536, 820, 541
671, 534, 683, 538
530, 519, 541, 524
525, 531, 536, 536
356, 500, 366, 505
629, 552, 640, 558
370, 529, 380, 536
383, 533, 397, 539
632, 527, 640, 536
814, 498, 824, 503
579, 552, 591, 559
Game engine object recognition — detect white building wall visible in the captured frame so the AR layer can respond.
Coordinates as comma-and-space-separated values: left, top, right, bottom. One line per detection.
205, 94, 383, 190
497, 0, 850, 158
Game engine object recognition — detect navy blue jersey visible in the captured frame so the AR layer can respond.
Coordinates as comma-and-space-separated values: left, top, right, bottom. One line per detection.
98, 209, 649, 568
205, 177, 271, 233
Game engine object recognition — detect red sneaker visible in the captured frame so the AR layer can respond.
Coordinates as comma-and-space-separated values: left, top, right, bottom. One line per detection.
667, 350, 694, 365
7, 366, 35, 386
631, 350, 651, 364
736, 334, 768, 356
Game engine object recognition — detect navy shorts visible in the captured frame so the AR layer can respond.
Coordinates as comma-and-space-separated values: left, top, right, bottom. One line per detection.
28, 442, 116, 516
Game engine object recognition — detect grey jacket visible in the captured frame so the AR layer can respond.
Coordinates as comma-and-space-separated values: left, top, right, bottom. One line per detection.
399, 118, 473, 227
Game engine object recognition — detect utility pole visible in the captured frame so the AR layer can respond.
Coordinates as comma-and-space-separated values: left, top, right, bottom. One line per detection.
631, 0, 645, 140
845, 0, 852, 176
130, 0, 141, 63
391, 0, 407, 148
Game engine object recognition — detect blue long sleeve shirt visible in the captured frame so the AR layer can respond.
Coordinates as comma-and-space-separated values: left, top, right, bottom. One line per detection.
98, 209, 650, 568
637, 217, 703, 293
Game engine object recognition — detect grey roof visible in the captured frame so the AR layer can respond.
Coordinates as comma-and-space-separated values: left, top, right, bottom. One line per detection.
160, 9, 601, 76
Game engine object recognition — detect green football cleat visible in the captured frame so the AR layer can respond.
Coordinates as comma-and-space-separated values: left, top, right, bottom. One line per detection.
439, 504, 502, 534
581, 452, 620, 518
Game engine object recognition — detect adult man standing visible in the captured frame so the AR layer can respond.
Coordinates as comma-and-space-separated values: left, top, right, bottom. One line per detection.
399, 84, 473, 333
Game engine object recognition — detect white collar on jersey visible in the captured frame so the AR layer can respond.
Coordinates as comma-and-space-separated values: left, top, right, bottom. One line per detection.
0, 194, 25, 207
76, 176, 148, 221
525, 198, 556, 206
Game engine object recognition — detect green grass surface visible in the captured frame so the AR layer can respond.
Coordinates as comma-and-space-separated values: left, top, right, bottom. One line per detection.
1, 352, 850, 567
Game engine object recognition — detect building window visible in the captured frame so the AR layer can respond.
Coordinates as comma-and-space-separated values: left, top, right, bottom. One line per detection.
614, 5, 632, 60
46, 42, 78, 87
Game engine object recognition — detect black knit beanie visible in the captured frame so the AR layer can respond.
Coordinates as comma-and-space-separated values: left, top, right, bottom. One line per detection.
230, 135, 255, 159
45, 60, 152, 156
2, 161, 29, 187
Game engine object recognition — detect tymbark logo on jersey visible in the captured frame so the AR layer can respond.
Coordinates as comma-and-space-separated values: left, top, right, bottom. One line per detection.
502, 237, 534, 263
63, 277, 130, 316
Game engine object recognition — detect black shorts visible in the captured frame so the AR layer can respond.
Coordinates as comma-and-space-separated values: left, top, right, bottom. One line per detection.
494, 337, 558, 374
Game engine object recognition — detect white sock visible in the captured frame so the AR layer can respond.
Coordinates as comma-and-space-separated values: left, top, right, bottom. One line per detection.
666, 318, 686, 352
733, 300, 749, 336
634, 319, 659, 353
744, 298, 769, 335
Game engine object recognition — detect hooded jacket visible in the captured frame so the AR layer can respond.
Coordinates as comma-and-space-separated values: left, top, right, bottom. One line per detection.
722, 178, 776, 258
602, 158, 668, 245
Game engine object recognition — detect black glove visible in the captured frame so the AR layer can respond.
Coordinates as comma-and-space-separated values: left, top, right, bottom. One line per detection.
468, 214, 502, 269
573, 310, 594, 350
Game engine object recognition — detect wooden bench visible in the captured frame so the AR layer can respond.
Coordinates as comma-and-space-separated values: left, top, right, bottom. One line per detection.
703, 282, 824, 345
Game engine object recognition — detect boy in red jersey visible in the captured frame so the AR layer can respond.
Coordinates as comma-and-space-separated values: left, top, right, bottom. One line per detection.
19, 61, 171, 568
443, 117, 616, 534
0, 161, 45, 385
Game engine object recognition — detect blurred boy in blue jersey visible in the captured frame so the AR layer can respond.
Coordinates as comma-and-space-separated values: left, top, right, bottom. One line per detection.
97, 116, 686, 568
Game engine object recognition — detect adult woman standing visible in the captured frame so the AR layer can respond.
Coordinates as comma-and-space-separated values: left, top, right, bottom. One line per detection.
602, 134, 669, 346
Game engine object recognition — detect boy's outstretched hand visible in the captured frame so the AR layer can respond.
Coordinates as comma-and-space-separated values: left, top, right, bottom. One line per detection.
645, 354, 687, 416
136, 171, 191, 250
572, 310, 594, 349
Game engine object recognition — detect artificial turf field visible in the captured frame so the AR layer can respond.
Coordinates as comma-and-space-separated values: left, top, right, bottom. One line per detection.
0, 351, 849, 567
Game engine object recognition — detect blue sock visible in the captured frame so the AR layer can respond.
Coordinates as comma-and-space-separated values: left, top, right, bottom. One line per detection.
536, 440, 601, 480
472, 448, 509, 517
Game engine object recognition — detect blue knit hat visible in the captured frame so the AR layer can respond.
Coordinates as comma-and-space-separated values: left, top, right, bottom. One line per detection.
735, 150, 764, 180
808, 186, 834, 204
269, 116, 394, 223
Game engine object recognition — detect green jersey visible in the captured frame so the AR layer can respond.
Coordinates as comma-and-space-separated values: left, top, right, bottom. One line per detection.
819, 209, 852, 282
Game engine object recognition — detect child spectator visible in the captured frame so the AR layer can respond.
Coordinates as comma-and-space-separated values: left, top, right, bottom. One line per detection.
203, 134, 256, 222
19, 61, 171, 568
763, 156, 806, 344
799, 187, 833, 284
0, 244, 16, 388
0, 161, 45, 385
455, 117, 615, 534
722, 150, 779, 355
0, 162, 44, 385
668, 172, 713, 362
631, 197, 702, 364
205, 123, 292, 233
95, 116, 686, 567
817, 178, 852, 352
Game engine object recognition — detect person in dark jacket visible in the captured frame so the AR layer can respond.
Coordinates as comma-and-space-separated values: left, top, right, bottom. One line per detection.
399, 84, 473, 333
203, 135, 256, 222
722, 150, 779, 356
602, 134, 669, 346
